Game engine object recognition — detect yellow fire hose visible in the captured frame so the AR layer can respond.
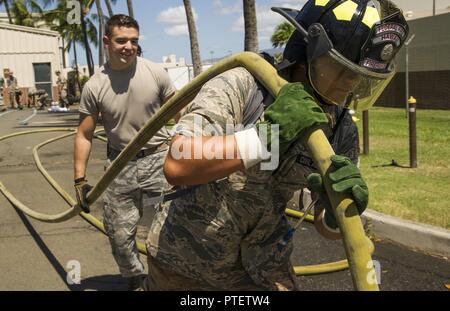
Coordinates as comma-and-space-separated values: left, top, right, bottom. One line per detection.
0, 52, 377, 289
0, 129, 348, 276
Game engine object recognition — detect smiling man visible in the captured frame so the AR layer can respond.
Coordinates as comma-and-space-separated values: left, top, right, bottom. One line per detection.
74, 14, 175, 290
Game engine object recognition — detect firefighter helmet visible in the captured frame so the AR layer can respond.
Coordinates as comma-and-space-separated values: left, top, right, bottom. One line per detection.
272, 0, 409, 111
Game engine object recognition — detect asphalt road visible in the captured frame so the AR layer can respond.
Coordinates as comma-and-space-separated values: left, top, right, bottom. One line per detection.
0, 108, 448, 291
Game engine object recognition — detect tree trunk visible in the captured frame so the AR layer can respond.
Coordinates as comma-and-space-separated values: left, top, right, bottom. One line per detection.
104, 0, 113, 17
183, 0, 202, 77
79, 0, 94, 76
3, 0, 13, 24
95, 0, 105, 66
61, 36, 66, 68
73, 41, 82, 92
126, 0, 134, 18
243, 0, 258, 52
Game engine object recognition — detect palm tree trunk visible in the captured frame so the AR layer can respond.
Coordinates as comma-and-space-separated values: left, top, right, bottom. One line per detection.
243, 0, 259, 52
73, 41, 82, 92
61, 36, 67, 68
126, 0, 134, 18
95, 0, 105, 66
104, 0, 113, 17
183, 0, 202, 77
79, 0, 94, 76
3, 0, 13, 24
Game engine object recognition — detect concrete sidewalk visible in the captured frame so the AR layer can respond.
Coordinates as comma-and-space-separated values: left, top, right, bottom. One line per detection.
364, 209, 450, 258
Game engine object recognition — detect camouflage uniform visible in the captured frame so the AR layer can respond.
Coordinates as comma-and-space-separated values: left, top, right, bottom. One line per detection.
0, 77, 4, 109
56, 75, 68, 108
104, 146, 170, 278
145, 67, 359, 290
7, 75, 21, 109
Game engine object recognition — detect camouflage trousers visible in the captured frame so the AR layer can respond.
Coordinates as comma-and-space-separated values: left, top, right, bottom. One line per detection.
103, 147, 168, 278
144, 255, 297, 291
59, 90, 68, 108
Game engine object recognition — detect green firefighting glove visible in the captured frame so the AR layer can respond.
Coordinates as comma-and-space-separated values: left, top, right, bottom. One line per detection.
306, 155, 369, 230
74, 177, 92, 213
258, 82, 329, 153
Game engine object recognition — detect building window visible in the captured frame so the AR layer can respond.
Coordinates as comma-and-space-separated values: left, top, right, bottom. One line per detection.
33, 63, 52, 98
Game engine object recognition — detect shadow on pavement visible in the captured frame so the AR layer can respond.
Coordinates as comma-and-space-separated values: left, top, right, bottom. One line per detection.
11, 203, 79, 291
10, 200, 129, 291
76, 274, 128, 291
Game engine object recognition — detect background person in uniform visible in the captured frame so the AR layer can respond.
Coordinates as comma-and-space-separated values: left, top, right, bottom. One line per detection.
73, 14, 175, 290
55, 70, 68, 108
7, 71, 22, 109
0, 71, 5, 110
1, 69, 9, 108
144, 0, 408, 290
28, 88, 49, 110
7, 71, 22, 110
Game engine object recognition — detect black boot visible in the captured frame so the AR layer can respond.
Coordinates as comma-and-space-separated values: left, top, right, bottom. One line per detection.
126, 275, 145, 291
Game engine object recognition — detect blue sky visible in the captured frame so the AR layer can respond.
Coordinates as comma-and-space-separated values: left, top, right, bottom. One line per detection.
89, 0, 450, 66
2, 0, 449, 66
96, 0, 306, 65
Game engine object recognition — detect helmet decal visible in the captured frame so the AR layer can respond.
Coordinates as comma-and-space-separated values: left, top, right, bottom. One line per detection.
316, 0, 331, 6
332, 0, 358, 21
380, 44, 394, 61
359, 11, 409, 71
362, 6, 381, 28
374, 22, 407, 40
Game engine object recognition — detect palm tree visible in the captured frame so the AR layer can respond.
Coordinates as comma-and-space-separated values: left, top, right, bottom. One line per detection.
94, 0, 105, 65
79, 0, 95, 76
243, 0, 258, 52
8, 0, 44, 27
46, 0, 96, 75
1, 0, 13, 24
183, 0, 202, 77
126, 0, 134, 18
43, 0, 98, 77
104, 0, 114, 17
271, 22, 295, 48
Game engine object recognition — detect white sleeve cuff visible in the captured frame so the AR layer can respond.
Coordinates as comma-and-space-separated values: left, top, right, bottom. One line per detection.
234, 127, 270, 169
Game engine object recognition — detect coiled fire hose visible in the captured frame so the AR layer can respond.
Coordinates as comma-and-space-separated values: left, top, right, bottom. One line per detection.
0, 52, 377, 290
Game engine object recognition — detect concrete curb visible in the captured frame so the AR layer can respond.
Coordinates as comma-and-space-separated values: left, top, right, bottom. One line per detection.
363, 209, 450, 258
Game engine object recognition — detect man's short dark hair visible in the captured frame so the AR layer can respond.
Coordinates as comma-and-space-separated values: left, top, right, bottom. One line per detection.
105, 14, 139, 37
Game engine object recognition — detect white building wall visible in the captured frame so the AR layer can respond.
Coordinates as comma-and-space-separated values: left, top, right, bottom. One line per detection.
165, 64, 213, 90
167, 66, 193, 90
0, 23, 61, 89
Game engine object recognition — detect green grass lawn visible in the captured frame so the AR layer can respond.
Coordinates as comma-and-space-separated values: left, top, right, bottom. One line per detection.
354, 107, 450, 229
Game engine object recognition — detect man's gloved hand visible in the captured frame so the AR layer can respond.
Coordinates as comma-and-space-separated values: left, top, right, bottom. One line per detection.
260, 82, 329, 153
306, 155, 369, 230
74, 177, 92, 213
